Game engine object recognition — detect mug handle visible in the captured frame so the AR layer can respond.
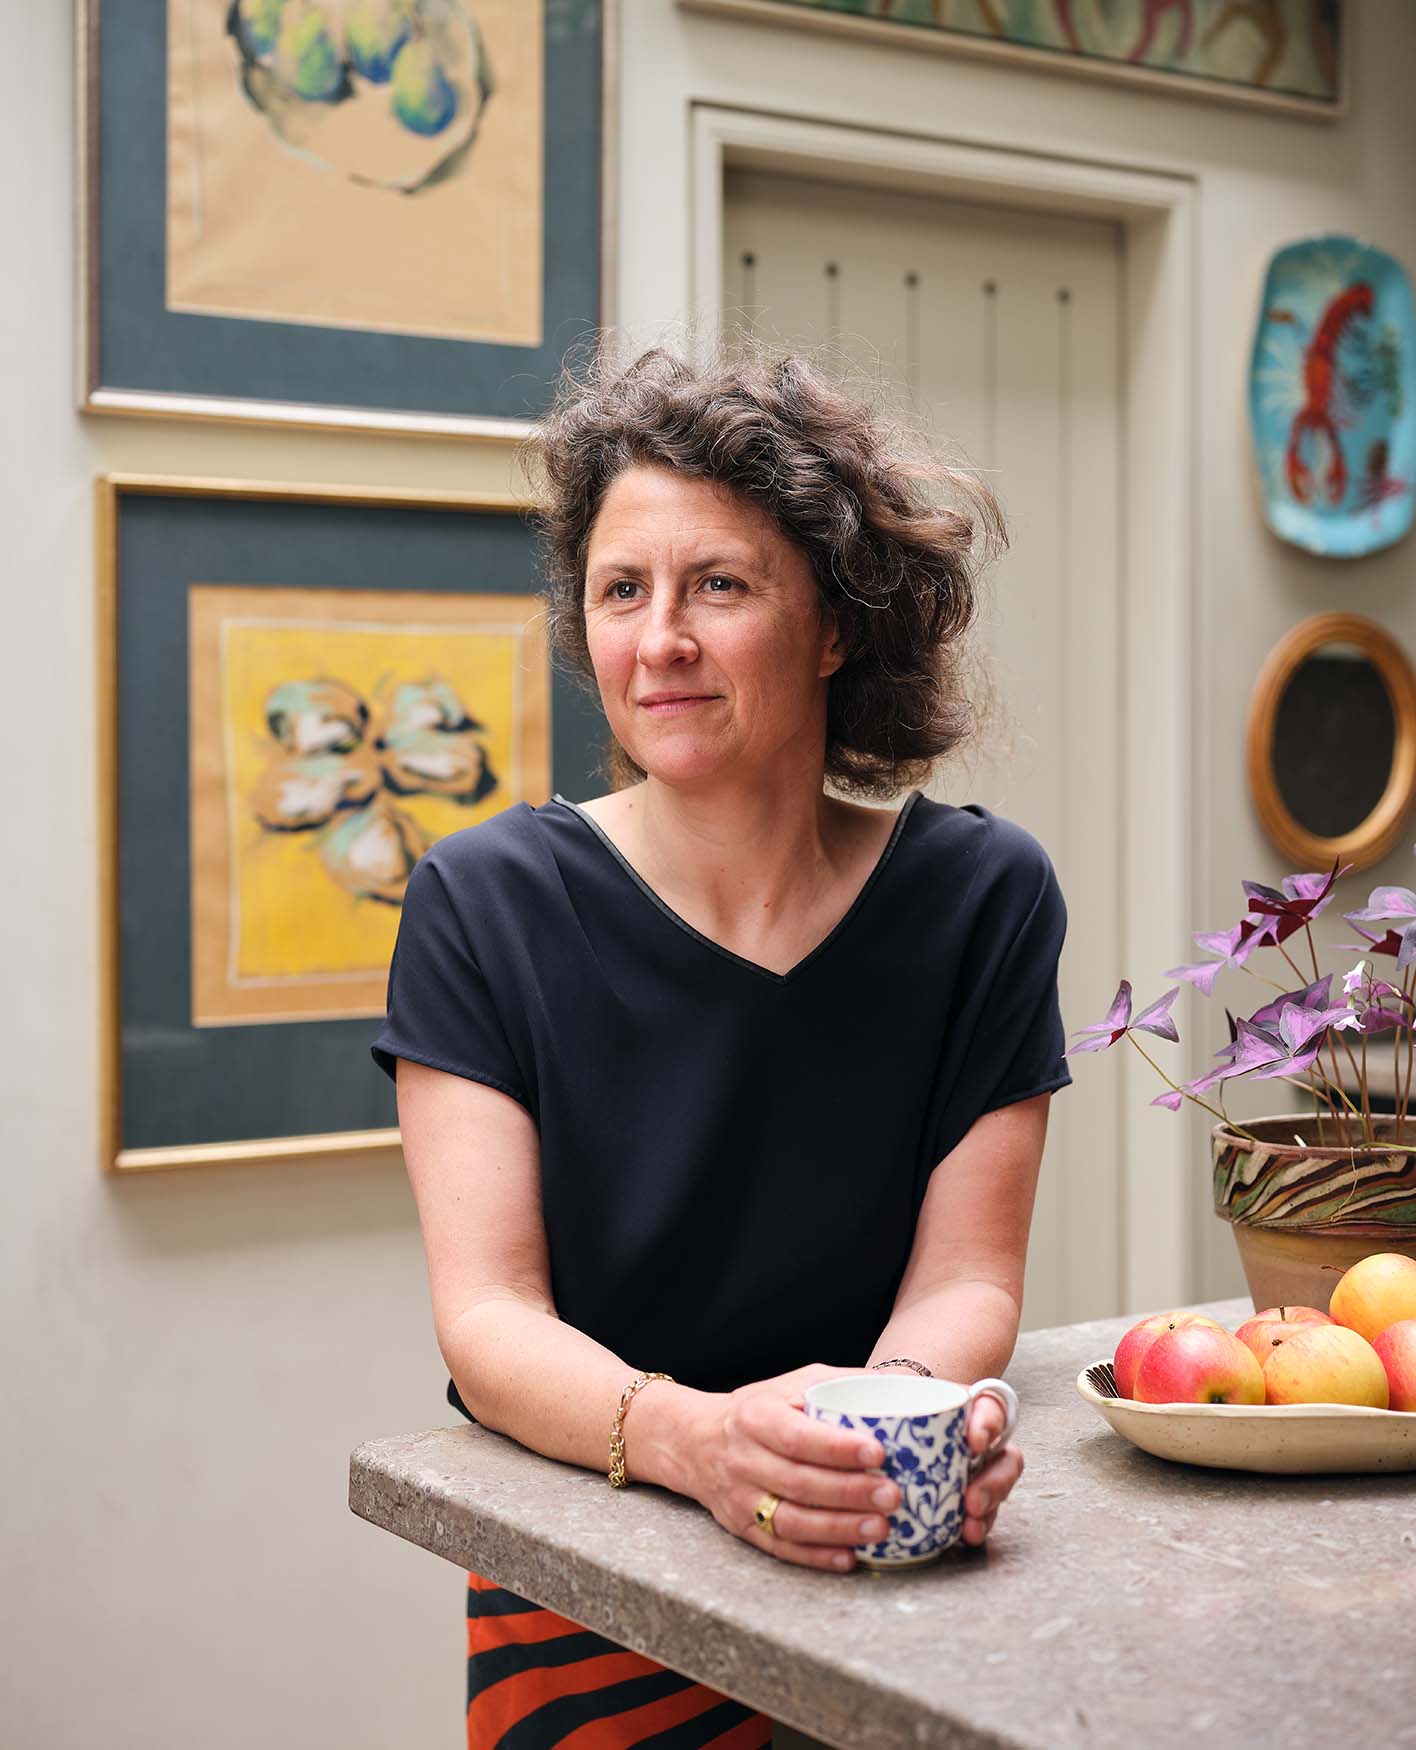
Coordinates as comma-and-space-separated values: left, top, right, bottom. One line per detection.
964, 1378, 1019, 1476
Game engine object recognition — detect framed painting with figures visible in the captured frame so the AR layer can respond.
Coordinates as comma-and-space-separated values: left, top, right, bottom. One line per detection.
678, 0, 1345, 120
97, 475, 558, 1173
79, 0, 617, 437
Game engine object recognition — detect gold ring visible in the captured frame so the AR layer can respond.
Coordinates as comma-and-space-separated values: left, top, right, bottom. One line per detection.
753, 1492, 782, 1536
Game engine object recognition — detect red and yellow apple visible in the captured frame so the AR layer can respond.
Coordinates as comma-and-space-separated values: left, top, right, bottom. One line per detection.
1371, 1318, 1416, 1412
1114, 1311, 1228, 1399
1133, 1323, 1265, 1405
1233, 1304, 1333, 1366
1261, 1323, 1388, 1408
1328, 1252, 1416, 1344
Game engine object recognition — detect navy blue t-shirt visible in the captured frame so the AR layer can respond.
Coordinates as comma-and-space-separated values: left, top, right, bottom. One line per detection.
371, 789, 1071, 1414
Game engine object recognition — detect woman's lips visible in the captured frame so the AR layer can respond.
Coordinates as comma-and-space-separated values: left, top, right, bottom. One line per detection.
640, 696, 719, 715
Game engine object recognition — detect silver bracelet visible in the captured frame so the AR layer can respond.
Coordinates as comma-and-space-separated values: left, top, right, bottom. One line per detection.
870, 1357, 934, 1377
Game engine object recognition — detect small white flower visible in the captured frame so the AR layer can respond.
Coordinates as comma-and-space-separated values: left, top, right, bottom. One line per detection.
1342, 957, 1370, 1001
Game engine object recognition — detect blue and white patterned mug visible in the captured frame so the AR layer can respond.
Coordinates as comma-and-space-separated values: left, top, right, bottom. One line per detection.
802, 1373, 1019, 1569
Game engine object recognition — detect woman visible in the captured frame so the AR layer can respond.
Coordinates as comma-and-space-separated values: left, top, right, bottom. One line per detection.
372, 346, 1072, 1748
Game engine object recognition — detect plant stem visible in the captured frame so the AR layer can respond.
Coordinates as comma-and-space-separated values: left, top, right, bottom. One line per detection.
1400, 959, 1407, 1148
1124, 1032, 1268, 1144
1270, 929, 1347, 1129
1330, 1028, 1372, 1143
1307, 916, 1368, 1139
1303, 923, 1359, 1139
1237, 964, 1293, 996
1266, 1075, 1416, 1152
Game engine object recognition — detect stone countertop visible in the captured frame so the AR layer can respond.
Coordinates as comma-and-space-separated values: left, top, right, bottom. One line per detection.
349, 1298, 1416, 1749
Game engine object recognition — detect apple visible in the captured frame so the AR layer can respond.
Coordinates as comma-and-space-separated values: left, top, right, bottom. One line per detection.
1133, 1324, 1265, 1405
1233, 1304, 1333, 1366
1372, 1318, 1416, 1412
1113, 1311, 1227, 1399
1261, 1323, 1389, 1408
1328, 1252, 1416, 1344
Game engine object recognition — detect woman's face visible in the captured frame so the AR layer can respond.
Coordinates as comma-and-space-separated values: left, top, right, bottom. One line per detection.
582, 465, 843, 787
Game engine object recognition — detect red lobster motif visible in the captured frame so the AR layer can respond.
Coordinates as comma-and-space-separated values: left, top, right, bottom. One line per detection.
1285, 281, 1374, 505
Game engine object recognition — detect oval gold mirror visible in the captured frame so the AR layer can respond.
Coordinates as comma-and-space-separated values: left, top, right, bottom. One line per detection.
1246, 612, 1416, 874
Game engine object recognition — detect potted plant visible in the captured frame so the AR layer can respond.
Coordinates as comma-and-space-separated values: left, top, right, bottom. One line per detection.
1068, 855, 1416, 1312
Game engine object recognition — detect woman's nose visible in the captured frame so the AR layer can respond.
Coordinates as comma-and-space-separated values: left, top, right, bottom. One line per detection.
636, 598, 698, 664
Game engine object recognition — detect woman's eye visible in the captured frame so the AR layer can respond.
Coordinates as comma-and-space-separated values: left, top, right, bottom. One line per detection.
604, 576, 739, 600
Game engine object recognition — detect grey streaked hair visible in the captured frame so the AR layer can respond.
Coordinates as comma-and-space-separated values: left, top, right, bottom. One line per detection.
522, 339, 1007, 800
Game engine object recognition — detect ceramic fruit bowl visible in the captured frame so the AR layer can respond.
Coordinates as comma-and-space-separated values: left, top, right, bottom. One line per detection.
1077, 1360, 1416, 1474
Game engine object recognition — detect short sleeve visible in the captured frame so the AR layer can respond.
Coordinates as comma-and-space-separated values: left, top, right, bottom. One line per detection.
369, 852, 532, 1112
969, 836, 1073, 1119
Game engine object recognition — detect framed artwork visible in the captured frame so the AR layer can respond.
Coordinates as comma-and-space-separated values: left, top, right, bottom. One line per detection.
678, 0, 1346, 120
97, 475, 571, 1173
1249, 235, 1415, 558
79, 1, 617, 438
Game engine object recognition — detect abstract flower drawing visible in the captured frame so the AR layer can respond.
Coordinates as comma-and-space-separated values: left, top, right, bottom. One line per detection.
251, 672, 499, 904
187, 582, 544, 1027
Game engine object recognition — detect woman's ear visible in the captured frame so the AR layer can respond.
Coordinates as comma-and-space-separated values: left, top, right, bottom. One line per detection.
817, 601, 847, 678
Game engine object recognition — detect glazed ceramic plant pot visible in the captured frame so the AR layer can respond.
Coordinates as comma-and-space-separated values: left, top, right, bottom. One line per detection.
1213, 1112, 1416, 1312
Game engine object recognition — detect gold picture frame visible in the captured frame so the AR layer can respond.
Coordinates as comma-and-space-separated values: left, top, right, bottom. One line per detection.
98, 474, 551, 1173
1245, 612, 1416, 876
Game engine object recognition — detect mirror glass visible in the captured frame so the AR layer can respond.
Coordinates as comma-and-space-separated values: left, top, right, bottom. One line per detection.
1272, 640, 1396, 838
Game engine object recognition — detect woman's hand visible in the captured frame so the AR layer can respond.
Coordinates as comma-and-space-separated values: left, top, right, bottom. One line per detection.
960, 1391, 1024, 1547
680, 1363, 902, 1573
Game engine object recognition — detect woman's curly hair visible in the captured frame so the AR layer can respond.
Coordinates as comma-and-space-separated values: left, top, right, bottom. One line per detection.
522, 338, 1008, 801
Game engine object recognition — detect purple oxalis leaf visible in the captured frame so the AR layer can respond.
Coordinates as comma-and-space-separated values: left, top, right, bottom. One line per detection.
1072, 851, 1416, 1116
1066, 981, 1180, 1054
1241, 858, 1349, 949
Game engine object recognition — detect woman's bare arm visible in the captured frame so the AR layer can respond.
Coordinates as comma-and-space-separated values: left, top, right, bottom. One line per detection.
398, 1059, 920, 1571
868, 1092, 1052, 1380
395, 1057, 713, 1493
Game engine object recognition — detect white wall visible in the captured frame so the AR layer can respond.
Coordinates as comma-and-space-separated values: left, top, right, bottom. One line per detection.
610, 0, 1416, 1309
4, 3, 1415, 1745
4, 15, 521, 1749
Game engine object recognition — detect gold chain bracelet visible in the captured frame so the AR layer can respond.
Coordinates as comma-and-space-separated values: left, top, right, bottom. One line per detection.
871, 1357, 934, 1376
608, 1371, 675, 1487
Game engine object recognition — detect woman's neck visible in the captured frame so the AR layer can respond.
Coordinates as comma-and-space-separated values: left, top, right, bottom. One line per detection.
601, 776, 889, 937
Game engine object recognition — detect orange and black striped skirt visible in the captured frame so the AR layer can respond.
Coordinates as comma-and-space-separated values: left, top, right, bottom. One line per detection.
466, 1571, 772, 1747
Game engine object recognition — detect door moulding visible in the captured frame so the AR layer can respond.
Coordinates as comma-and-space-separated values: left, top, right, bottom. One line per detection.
691, 104, 1199, 1312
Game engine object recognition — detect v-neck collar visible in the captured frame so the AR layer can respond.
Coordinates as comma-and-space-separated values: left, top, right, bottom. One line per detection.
546, 789, 924, 985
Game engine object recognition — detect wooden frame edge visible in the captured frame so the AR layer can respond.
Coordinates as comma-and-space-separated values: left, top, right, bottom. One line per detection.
82, 389, 540, 444
96, 476, 119, 1174
76, 0, 98, 414
1245, 611, 1416, 874
100, 473, 534, 512
676, 0, 1349, 123
114, 1129, 405, 1174
600, 0, 622, 337
97, 471, 538, 1173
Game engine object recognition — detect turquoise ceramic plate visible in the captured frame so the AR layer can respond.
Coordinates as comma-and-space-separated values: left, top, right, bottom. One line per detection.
1249, 235, 1415, 557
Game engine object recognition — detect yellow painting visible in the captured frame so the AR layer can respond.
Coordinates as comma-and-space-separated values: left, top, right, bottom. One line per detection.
166, 0, 544, 344
189, 583, 550, 1026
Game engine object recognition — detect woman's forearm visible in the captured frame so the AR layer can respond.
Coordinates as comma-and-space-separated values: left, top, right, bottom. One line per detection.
442, 1295, 717, 1497
867, 1278, 1020, 1383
